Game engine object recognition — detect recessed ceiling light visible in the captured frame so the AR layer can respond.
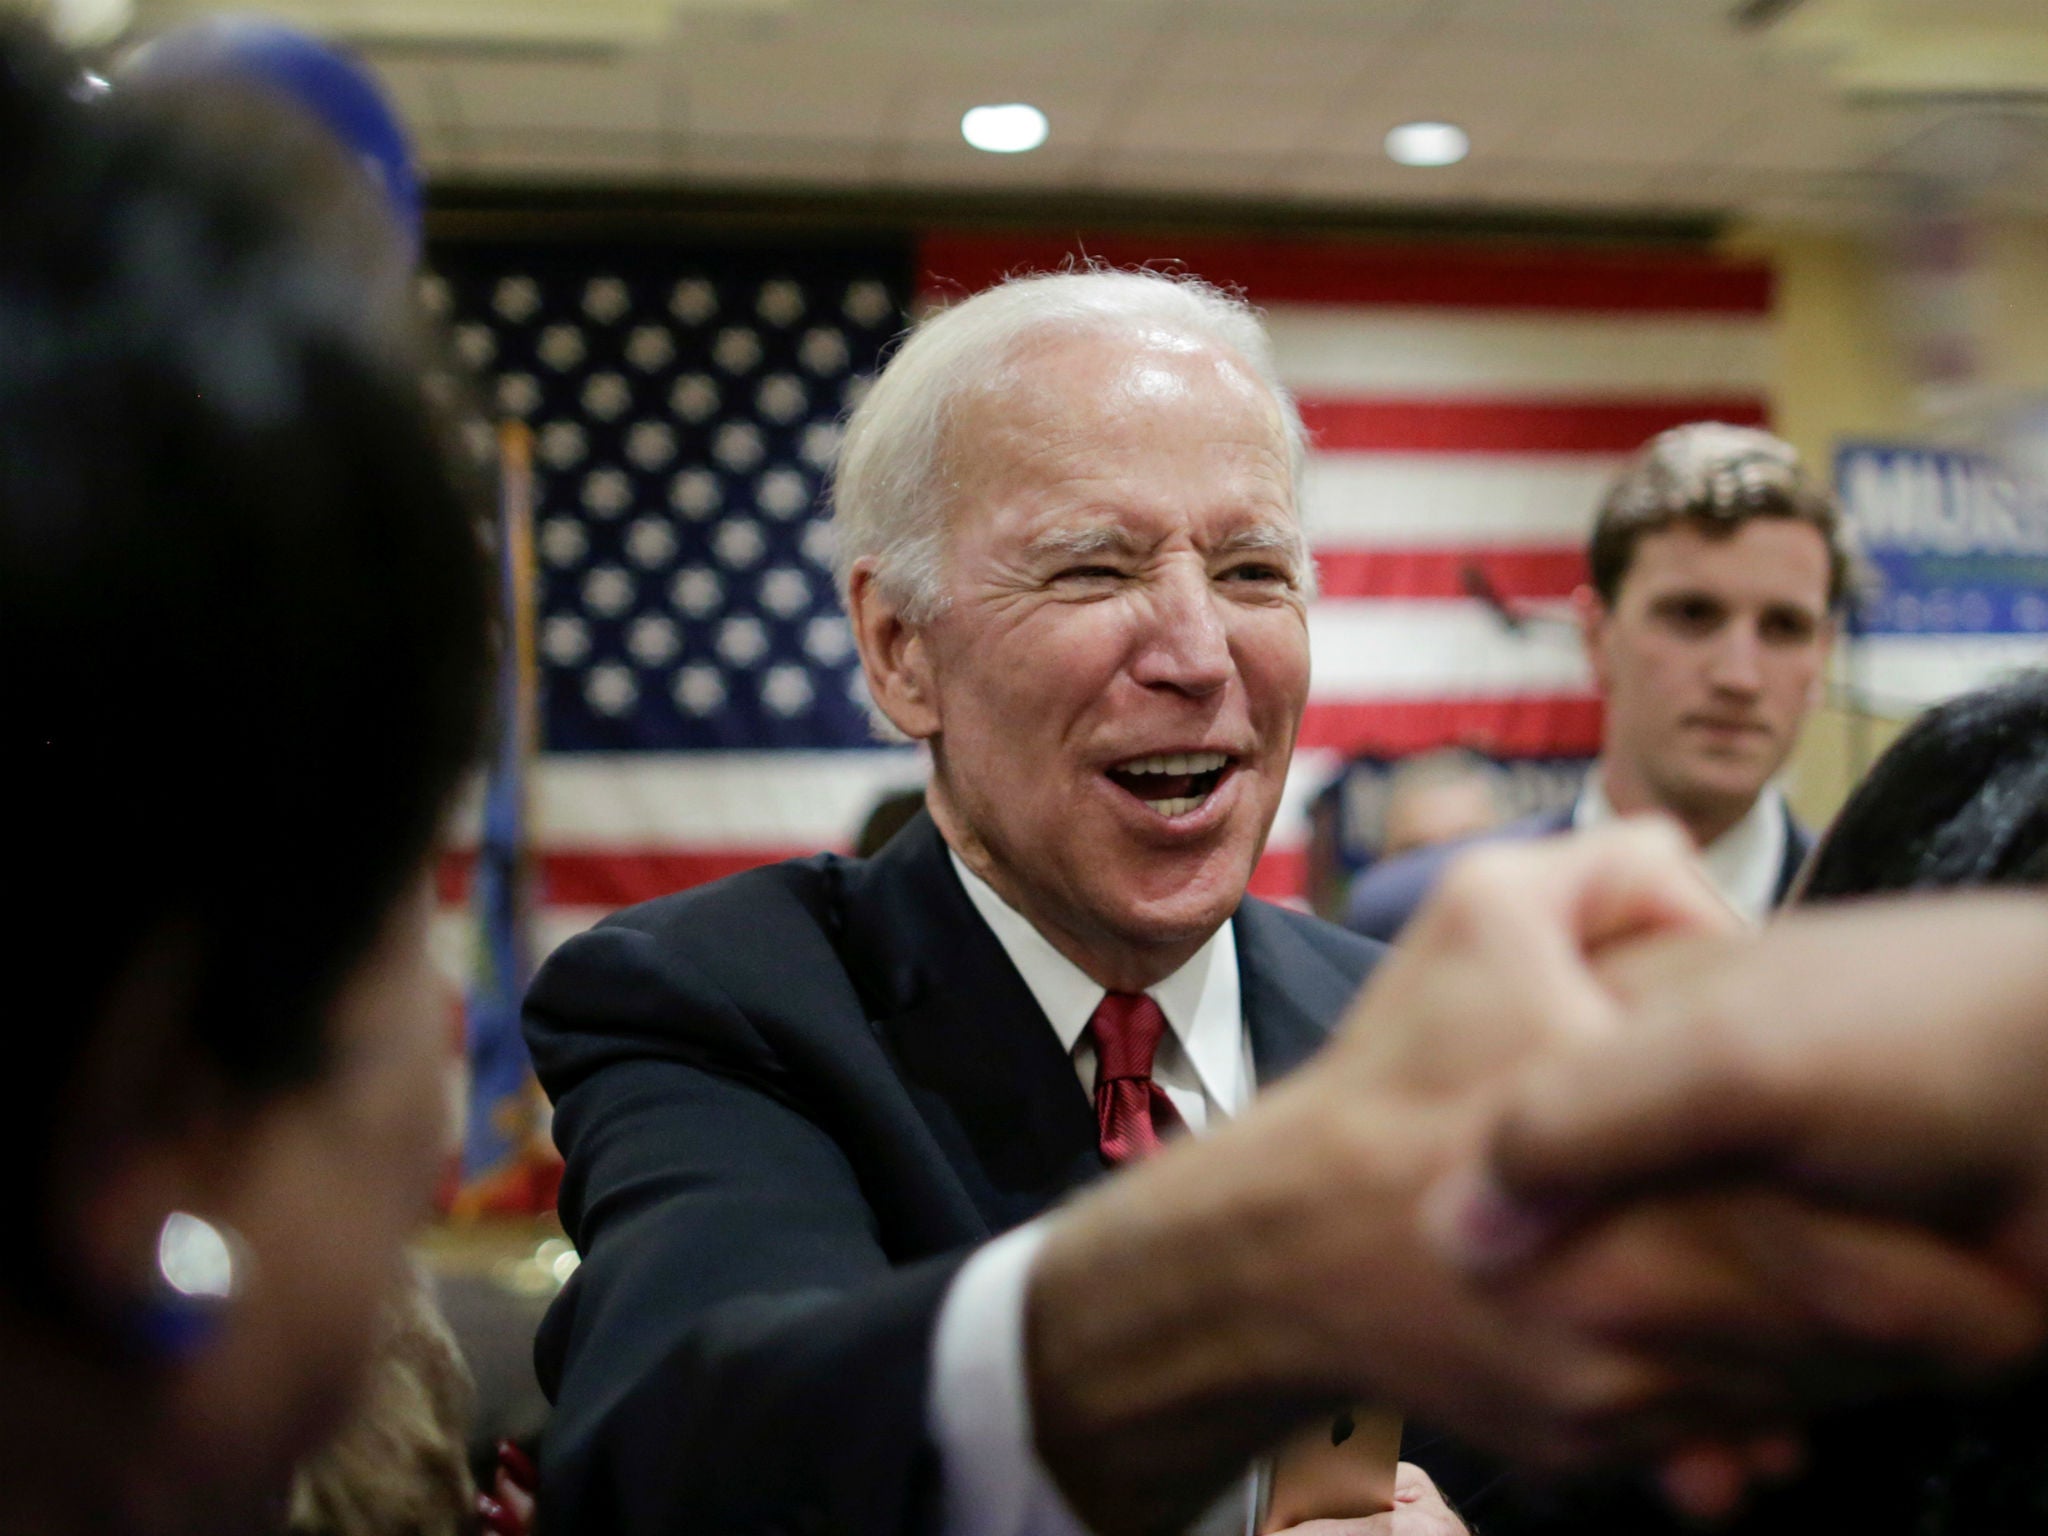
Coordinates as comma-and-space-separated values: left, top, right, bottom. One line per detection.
1385, 121, 1470, 167
962, 103, 1049, 155
50, 0, 131, 46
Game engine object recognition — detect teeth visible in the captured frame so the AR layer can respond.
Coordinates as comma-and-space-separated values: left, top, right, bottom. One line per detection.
1144, 795, 1202, 817
1120, 751, 1228, 777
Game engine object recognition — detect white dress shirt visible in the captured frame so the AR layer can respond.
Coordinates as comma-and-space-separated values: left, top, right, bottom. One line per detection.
1572, 771, 1789, 924
929, 852, 1255, 1536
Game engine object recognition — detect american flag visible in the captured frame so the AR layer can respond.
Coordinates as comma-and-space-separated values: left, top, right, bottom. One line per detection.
425, 230, 1773, 963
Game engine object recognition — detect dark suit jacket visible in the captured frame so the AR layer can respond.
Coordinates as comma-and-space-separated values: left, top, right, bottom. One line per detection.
523, 811, 1383, 1536
1344, 801, 1814, 944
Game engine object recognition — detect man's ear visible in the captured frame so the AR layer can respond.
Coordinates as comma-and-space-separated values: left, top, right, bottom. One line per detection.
1573, 584, 1613, 694
847, 559, 941, 742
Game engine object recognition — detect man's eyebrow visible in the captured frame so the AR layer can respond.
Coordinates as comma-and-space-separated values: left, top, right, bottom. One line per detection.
1650, 586, 1722, 603
1214, 524, 1305, 560
1024, 525, 1146, 560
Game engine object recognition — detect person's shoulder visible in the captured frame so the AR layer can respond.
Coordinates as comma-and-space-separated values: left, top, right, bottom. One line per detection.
596, 849, 851, 951
523, 849, 875, 1089
1239, 896, 1385, 984
1344, 808, 1569, 941
528, 848, 862, 1029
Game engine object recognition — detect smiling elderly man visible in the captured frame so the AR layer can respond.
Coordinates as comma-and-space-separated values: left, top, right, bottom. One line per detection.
524, 268, 1391, 1536
520, 273, 2028, 1536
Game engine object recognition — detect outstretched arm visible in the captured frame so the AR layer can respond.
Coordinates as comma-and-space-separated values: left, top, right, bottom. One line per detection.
1027, 835, 2048, 1535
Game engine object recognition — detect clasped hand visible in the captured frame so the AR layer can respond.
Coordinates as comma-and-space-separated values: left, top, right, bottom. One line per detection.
1027, 824, 2048, 1535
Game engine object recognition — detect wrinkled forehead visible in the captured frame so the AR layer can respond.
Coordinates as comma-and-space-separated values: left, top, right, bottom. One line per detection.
986, 323, 1282, 416
940, 325, 1297, 501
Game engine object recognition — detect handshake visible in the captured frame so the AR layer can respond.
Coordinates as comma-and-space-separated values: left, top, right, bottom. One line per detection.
1023, 822, 2048, 1535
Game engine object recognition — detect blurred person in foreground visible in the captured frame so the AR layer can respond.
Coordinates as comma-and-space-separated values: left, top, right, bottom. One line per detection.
285, 1263, 479, 1536
1426, 672, 2048, 1534
521, 268, 2040, 1536
1687, 672, 2048, 1535
1348, 423, 1844, 941
1429, 675, 2048, 1527
0, 23, 490, 1535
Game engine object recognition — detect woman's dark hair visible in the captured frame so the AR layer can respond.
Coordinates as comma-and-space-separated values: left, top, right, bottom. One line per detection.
1, 26, 489, 1177
1765, 672, 2048, 1536
1796, 671, 2048, 903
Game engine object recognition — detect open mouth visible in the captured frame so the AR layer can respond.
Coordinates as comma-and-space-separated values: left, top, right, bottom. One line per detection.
1104, 751, 1236, 818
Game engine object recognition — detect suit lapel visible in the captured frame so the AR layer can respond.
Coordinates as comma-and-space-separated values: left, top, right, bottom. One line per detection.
837, 821, 1370, 1230
1236, 899, 1356, 1085
838, 814, 1103, 1232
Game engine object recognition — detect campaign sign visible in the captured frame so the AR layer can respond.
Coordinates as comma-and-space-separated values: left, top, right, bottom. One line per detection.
1837, 441, 2048, 635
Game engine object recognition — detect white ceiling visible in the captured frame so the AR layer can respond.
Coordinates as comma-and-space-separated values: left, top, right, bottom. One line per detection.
125, 0, 2048, 228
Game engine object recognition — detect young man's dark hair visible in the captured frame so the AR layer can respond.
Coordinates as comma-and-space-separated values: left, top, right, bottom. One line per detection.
1588, 421, 1853, 609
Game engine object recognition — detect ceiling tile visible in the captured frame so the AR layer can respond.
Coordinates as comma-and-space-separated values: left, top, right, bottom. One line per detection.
328, 0, 2048, 220
358, 54, 454, 137
442, 53, 667, 134
669, 28, 905, 142
454, 126, 672, 180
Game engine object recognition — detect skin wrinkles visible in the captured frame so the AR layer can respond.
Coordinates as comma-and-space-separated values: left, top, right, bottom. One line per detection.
1582, 518, 1835, 849
849, 331, 1310, 992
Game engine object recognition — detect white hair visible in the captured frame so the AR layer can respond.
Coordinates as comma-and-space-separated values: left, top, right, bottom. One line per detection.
828, 266, 1311, 623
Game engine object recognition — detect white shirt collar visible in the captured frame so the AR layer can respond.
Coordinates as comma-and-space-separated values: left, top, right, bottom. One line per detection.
947, 850, 1246, 1115
1573, 770, 1787, 923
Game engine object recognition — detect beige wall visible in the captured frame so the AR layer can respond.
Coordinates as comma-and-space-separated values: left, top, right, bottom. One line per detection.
1728, 218, 2048, 828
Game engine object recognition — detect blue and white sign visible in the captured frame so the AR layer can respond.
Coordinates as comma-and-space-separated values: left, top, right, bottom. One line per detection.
1837, 441, 2048, 635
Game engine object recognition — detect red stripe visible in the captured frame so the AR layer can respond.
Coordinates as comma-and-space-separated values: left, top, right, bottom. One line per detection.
440, 847, 819, 907
918, 234, 1773, 313
1299, 396, 1769, 454
1298, 696, 1603, 758
1314, 546, 1588, 601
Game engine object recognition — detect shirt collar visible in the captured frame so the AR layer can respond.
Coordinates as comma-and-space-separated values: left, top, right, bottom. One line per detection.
948, 850, 1243, 1108
1573, 770, 1787, 923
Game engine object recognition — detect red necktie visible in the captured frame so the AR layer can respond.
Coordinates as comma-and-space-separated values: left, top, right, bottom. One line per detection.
1086, 991, 1185, 1164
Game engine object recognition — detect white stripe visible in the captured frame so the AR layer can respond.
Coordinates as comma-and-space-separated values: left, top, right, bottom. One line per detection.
448, 625, 1586, 856
1264, 305, 1774, 399
1837, 635, 2048, 714
479, 754, 1333, 865
442, 763, 1333, 926
450, 748, 930, 848
431, 906, 613, 982
1310, 600, 1593, 697
1302, 453, 1616, 547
